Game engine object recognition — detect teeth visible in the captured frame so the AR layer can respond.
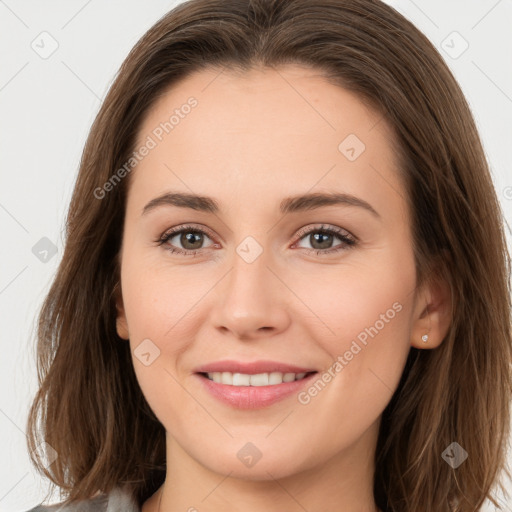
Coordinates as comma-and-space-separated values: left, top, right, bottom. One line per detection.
207, 371, 309, 386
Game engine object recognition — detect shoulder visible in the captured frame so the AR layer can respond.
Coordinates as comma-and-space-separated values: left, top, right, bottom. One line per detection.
24, 486, 140, 512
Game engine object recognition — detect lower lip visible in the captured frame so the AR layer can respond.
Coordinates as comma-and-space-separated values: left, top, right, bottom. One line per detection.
195, 372, 317, 409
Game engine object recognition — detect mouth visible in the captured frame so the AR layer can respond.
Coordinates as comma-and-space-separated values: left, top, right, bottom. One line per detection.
194, 370, 319, 409
197, 371, 317, 386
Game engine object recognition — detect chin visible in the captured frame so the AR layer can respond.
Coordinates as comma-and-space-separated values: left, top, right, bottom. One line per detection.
191, 442, 313, 481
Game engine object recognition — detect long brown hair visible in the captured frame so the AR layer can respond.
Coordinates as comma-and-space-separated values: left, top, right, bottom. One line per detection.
26, 0, 512, 510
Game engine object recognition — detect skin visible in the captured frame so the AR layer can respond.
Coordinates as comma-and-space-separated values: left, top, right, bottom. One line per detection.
115, 64, 452, 512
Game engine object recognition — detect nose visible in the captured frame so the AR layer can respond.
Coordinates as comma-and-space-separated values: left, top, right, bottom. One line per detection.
209, 245, 291, 341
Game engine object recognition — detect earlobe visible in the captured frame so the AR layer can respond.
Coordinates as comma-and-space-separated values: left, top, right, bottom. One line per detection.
411, 267, 453, 350
114, 282, 130, 340
116, 314, 130, 340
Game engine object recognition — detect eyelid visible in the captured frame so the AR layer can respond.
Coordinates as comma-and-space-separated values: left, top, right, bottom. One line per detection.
294, 223, 355, 242
159, 223, 217, 241
159, 223, 355, 242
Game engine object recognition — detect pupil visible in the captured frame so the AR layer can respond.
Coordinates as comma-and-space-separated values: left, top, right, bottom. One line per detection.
182, 231, 202, 249
312, 232, 332, 249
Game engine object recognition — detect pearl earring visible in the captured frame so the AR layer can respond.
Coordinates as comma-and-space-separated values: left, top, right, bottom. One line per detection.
421, 334, 429, 343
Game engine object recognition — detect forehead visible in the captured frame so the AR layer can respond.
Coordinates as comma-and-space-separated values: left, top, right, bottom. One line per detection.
128, 64, 408, 223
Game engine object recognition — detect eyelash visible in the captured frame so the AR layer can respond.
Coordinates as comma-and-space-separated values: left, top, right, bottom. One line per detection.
156, 223, 357, 257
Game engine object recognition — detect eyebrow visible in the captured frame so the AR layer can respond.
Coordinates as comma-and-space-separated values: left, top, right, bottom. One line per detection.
141, 191, 380, 218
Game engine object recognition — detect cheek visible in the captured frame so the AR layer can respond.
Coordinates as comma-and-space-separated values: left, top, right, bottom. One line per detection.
288, 279, 414, 462
121, 256, 200, 345
292, 254, 414, 346
122, 265, 198, 424
292, 250, 415, 404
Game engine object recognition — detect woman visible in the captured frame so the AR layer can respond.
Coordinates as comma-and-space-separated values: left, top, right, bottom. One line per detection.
25, 0, 512, 511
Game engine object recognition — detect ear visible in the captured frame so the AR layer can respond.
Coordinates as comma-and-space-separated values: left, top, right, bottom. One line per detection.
410, 259, 453, 350
114, 281, 130, 340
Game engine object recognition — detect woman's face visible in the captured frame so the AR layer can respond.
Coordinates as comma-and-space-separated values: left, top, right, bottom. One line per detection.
115, 64, 422, 480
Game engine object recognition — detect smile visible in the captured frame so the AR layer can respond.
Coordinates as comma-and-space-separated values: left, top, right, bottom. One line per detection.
202, 371, 313, 386
195, 371, 318, 409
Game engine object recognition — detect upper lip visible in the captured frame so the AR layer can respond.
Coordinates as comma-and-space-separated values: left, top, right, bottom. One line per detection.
193, 360, 317, 375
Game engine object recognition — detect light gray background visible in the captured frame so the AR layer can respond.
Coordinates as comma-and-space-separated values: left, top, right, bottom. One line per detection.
1, 1, 511, 510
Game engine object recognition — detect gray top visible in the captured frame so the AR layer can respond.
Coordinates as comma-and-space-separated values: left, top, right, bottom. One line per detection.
25, 486, 140, 512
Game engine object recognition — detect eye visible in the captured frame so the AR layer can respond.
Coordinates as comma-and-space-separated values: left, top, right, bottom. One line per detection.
292, 224, 357, 255
156, 223, 357, 257
156, 224, 217, 256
